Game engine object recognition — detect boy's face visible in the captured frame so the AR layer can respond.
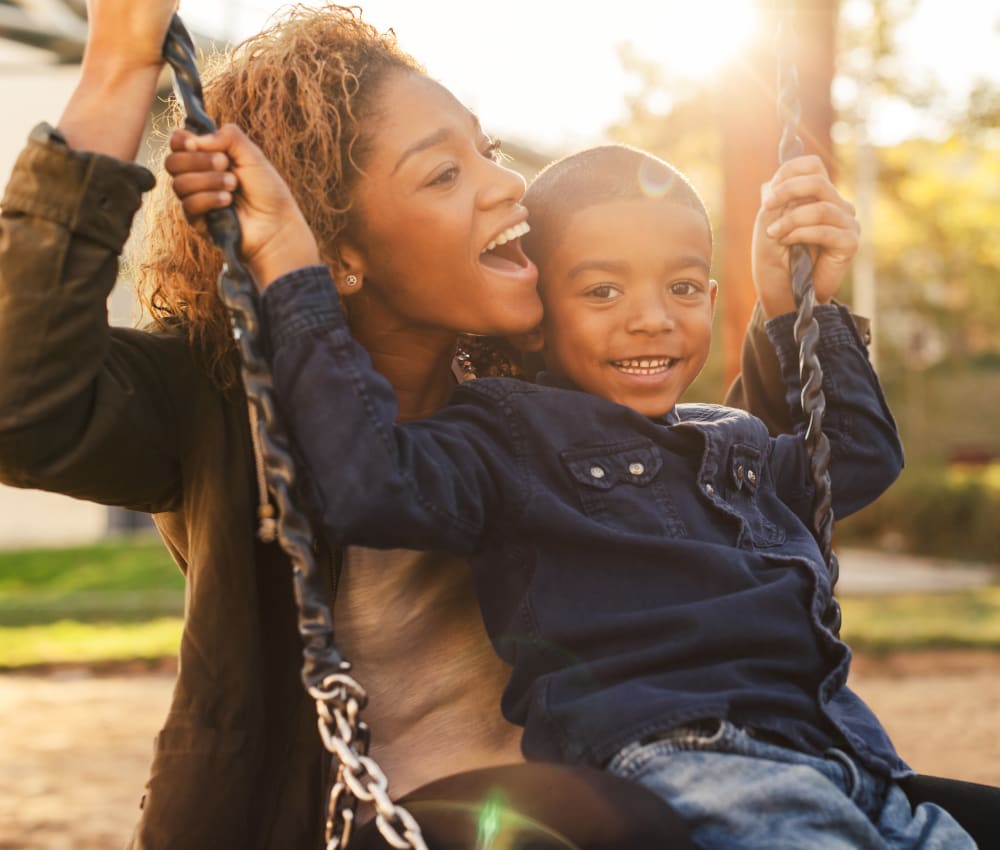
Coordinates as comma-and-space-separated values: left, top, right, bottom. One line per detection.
537, 198, 716, 418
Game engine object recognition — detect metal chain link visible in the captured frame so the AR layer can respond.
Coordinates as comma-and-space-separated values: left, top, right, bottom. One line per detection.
776, 12, 842, 636
162, 16, 428, 849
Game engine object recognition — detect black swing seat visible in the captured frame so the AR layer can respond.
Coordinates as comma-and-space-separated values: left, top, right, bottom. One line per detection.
901, 773, 1000, 847
352, 762, 695, 849
353, 765, 1000, 849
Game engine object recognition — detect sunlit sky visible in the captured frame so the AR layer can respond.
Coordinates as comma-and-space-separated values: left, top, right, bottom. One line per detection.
2, 0, 999, 166
175, 0, 1000, 151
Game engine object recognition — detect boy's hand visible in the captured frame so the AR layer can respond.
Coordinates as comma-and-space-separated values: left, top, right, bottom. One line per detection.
166, 125, 321, 288
752, 155, 860, 319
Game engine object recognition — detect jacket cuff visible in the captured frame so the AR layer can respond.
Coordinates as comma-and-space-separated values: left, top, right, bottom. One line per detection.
261, 265, 347, 351
1, 123, 156, 253
766, 303, 865, 371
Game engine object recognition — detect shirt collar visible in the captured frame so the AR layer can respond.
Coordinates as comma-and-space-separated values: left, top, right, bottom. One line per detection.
534, 371, 679, 425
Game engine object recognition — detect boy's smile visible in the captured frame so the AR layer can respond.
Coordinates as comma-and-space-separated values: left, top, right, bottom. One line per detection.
537, 198, 716, 418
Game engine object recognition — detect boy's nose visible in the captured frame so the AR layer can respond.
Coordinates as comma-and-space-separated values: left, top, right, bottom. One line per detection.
626, 292, 676, 335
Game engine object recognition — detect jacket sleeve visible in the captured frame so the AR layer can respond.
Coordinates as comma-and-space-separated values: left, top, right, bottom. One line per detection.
725, 301, 872, 436
262, 267, 520, 556
0, 125, 188, 511
765, 304, 902, 522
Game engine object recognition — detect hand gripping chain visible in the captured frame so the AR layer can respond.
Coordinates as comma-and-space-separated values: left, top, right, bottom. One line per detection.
162, 16, 428, 850
776, 14, 842, 636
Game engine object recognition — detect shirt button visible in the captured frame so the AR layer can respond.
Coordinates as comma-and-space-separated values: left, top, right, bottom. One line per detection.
590, 465, 606, 480
704, 483, 715, 495
747, 469, 757, 484
628, 462, 645, 476
736, 464, 745, 479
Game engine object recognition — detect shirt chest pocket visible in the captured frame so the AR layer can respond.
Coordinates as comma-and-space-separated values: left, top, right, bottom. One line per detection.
721, 444, 786, 548
560, 439, 686, 538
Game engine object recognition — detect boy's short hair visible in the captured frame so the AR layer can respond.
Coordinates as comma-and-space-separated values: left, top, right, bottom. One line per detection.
522, 145, 712, 272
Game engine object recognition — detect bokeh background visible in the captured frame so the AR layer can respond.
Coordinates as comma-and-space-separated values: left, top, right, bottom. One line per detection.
0, 3, 998, 848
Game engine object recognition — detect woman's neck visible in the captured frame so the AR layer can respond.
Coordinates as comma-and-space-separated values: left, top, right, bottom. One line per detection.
351, 322, 459, 422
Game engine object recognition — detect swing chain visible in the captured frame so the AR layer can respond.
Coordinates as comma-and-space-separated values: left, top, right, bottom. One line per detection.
162, 16, 428, 850
776, 12, 842, 637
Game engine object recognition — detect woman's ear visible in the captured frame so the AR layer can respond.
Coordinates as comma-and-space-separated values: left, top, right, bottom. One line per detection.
334, 242, 366, 296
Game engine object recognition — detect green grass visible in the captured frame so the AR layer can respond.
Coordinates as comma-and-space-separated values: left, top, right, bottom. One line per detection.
840, 587, 1000, 654
0, 618, 183, 667
0, 539, 184, 668
0, 538, 184, 626
2, 541, 1000, 669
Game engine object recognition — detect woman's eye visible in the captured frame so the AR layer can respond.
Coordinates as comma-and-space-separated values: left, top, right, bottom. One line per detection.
427, 166, 459, 187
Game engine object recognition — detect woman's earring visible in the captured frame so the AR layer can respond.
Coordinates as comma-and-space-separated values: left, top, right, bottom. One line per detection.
345, 274, 359, 288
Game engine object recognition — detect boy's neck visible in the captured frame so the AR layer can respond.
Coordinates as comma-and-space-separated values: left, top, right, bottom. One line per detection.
538, 368, 678, 421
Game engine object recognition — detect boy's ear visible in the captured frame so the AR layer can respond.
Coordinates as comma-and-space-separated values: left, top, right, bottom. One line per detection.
709, 279, 719, 311
507, 324, 545, 353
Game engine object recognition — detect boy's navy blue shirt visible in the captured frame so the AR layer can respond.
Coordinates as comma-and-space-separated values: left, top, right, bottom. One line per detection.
262, 266, 909, 779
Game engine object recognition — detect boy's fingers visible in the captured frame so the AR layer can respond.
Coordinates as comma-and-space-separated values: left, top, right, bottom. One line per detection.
771, 153, 829, 183
763, 174, 852, 212
172, 171, 238, 199
164, 150, 231, 177
777, 223, 858, 252
180, 190, 235, 220
766, 201, 858, 241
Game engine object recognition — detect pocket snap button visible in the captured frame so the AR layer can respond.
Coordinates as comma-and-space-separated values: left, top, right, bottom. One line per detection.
628, 462, 645, 476
590, 465, 606, 480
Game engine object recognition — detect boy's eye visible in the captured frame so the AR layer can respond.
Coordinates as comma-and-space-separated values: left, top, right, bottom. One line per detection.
671, 280, 701, 297
587, 284, 620, 300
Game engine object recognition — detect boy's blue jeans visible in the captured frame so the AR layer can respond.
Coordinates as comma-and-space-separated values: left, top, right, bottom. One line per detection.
606, 720, 976, 849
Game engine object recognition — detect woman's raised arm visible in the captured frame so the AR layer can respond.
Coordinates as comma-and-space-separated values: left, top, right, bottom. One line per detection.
58, 0, 177, 159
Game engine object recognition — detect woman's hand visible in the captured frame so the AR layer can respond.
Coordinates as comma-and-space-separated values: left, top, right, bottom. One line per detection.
166, 125, 321, 288
82, 0, 179, 74
58, 0, 178, 158
752, 155, 860, 319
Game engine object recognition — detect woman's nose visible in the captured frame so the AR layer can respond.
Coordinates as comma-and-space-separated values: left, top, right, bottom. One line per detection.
477, 157, 527, 209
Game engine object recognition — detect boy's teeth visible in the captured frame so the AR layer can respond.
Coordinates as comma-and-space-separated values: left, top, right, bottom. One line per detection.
482, 221, 531, 254
613, 357, 678, 374
616, 358, 674, 368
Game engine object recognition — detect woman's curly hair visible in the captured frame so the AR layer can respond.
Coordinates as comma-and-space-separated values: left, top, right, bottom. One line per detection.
137, 4, 423, 389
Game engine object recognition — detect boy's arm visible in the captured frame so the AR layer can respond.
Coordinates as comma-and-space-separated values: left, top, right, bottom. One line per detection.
262, 268, 520, 555
724, 302, 872, 436
766, 305, 902, 521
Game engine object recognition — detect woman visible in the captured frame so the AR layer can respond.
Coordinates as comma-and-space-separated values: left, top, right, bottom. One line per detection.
0, 2, 807, 848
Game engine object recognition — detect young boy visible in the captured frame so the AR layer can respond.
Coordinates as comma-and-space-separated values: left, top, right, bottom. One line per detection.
177, 138, 973, 847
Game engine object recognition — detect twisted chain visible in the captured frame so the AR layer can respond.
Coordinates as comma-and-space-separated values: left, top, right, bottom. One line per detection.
776, 13, 841, 636
162, 16, 427, 849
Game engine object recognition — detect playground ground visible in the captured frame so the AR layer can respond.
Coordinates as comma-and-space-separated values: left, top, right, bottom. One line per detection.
1, 649, 999, 850
3, 546, 1000, 849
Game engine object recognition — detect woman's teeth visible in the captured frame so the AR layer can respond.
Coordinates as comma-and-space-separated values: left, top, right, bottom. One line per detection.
613, 358, 677, 375
482, 221, 530, 254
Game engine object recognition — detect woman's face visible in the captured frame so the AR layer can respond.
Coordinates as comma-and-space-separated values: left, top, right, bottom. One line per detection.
344, 72, 542, 337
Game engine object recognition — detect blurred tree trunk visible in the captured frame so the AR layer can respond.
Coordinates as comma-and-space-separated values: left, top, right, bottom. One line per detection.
720, 1, 838, 386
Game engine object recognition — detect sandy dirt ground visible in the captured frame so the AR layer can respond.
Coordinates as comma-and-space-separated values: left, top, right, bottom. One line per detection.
1, 651, 999, 850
